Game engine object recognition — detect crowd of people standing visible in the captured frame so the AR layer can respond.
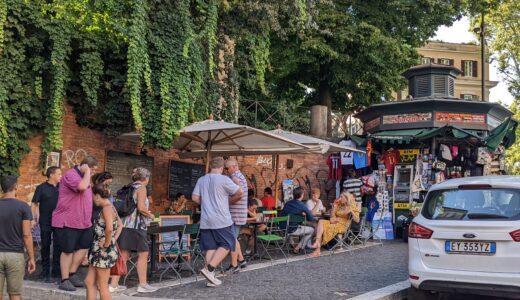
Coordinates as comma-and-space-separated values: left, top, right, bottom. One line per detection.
0, 154, 365, 296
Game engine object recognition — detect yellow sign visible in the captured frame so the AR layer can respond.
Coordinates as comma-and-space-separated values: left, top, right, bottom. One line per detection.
399, 149, 420, 163
394, 202, 411, 209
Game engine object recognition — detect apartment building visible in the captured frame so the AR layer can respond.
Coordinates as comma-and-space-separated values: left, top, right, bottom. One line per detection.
394, 41, 498, 101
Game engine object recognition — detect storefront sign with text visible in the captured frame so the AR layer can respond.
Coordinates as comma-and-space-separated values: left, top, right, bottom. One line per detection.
435, 112, 486, 124
382, 113, 432, 125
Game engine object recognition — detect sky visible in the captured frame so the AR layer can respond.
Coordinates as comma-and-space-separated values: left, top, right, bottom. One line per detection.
434, 17, 515, 106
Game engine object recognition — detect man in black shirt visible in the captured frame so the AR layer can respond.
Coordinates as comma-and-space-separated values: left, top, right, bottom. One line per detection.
0, 175, 36, 298
32, 166, 62, 280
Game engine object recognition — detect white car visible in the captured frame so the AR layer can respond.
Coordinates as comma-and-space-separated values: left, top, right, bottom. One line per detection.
408, 176, 520, 299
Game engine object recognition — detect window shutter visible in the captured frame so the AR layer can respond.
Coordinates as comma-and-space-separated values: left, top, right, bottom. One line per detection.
461, 60, 466, 76
437, 58, 442, 64
472, 61, 478, 77
449, 59, 454, 66
460, 94, 464, 99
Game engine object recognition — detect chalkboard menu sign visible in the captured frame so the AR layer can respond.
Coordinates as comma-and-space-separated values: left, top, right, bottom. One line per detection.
105, 151, 154, 194
168, 160, 205, 200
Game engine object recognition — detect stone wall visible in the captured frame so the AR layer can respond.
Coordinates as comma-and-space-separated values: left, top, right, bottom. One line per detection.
17, 104, 335, 212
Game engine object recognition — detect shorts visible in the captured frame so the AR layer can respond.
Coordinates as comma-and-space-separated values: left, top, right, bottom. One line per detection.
117, 228, 149, 252
232, 224, 243, 239
55, 227, 94, 254
0, 252, 25, 295
200, 226, 236, 252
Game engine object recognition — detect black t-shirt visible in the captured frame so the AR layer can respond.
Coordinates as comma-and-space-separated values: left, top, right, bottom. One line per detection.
0, 198, 33, 253
33, 181, 59, 226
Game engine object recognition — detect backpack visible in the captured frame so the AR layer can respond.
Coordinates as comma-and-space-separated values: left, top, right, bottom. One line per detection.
113, 184, 138, 218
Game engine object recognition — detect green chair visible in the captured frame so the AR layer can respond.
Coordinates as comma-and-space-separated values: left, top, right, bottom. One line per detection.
286, 214, 308, 254
257, 207, 267, 213
180, 209, 193, 216
257, 216, 289, 263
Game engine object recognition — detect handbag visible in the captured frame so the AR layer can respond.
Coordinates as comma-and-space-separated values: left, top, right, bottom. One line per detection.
110, 244, 127, 276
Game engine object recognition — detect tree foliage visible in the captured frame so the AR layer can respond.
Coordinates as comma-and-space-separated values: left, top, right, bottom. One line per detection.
0, 0, 469, 177
482, 0, 520, 174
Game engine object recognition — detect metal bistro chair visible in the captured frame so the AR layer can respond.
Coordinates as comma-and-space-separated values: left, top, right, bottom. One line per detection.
183, 223, 205, 276
257, 216, 289, 264
346, 209, 367, 246
158, 226, 185, 282
329, 214, 354, 255
180, 209, 193, 217
286, 214, 308, 255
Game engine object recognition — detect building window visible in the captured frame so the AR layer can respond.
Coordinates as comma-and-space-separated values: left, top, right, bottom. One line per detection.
438, 58, 453, 66
421, 57, 433, 64
461, 94, 479, 100
462, 60, 478, 77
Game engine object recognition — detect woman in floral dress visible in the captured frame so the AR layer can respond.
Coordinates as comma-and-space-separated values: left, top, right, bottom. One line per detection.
310, 191, 360, 257
85, 184, 122, 300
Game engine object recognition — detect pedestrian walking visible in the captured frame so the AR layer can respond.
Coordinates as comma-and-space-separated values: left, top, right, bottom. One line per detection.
110, 167, 157, 293
192, 157, 243, 287
84, 184, 122, 300
0, 176, 36, 299
52, 156, 98, 291
224, 158, 248, 273
31, 166, 62, 280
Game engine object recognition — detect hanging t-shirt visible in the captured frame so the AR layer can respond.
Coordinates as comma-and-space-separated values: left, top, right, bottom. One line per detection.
339, 140, 356, 165
382, 149, 400, 175
365, 197, 380, 222
353, 152, 367, 169
327, 154, 342, 180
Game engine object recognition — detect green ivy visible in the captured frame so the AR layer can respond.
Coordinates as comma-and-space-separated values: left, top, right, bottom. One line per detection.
249, 32, 270, 94
126, 0, 150, 132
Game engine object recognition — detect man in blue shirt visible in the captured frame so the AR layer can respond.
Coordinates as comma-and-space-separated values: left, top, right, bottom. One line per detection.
280, 187, 316, 253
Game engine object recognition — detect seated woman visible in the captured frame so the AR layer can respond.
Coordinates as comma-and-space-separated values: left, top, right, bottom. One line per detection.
310, 191, 360, 257
167, 192, 187, 214
242, 199, 267, 256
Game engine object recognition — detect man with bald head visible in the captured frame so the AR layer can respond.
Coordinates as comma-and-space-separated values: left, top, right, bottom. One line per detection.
224, 158, 248, 273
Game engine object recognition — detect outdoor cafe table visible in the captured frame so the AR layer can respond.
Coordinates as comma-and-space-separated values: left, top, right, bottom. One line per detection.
147, 223, 184, 277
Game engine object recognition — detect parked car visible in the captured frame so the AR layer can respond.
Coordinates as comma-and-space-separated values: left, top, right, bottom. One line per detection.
408, 176, 520, 299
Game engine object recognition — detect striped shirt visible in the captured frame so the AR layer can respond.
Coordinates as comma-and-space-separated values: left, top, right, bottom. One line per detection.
229, 170, 248, 225
343, 178, 363, 203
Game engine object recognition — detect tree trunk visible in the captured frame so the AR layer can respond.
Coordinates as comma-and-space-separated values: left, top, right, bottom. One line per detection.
318, 79, 332, 137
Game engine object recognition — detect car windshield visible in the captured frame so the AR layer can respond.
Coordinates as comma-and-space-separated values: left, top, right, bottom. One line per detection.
422, 188, 520, 221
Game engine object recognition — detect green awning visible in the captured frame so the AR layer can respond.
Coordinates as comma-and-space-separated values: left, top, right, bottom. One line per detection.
350, 135, 367, 147
485, 117, 518, 150
415, 126, 481, 140
370, 129, 425, 144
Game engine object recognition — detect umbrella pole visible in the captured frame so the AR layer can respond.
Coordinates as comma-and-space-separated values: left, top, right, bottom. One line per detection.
274, 154, 280, 208
205, 133, 212, 173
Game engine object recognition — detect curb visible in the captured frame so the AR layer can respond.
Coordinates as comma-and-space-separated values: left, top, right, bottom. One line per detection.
348, 280, 410, 300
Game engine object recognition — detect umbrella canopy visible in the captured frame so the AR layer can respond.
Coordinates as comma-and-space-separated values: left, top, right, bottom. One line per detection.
268, 129, 365, 154
485, 117, 518, 150
174, 118, 310, 159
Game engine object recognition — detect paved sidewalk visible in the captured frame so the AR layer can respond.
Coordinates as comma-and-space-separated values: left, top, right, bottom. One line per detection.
133, 241, 408, 299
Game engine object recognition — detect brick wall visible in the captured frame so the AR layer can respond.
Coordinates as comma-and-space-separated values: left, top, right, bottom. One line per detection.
17, 104, 335, 212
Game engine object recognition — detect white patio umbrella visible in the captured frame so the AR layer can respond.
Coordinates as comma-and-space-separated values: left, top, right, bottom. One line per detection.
172, 116, 310, 172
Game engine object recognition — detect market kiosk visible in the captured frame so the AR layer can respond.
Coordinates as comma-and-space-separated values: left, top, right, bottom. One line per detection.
350, 63, 517, 238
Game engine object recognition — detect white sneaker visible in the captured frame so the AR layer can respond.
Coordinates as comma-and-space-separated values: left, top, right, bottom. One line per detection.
200, 268, 222, 285
109, 285, 127, 293
137, 284, 158, 293
206, 281, 221, 287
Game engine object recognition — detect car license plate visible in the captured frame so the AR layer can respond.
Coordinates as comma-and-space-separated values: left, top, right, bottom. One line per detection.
445, 241, 496, 255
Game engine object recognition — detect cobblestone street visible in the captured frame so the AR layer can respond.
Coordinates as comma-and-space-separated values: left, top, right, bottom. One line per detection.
133, 241, 408, 299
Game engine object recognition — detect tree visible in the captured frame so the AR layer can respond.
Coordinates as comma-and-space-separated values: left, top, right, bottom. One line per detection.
267, 0, 467, 135
482, 0, 520, 174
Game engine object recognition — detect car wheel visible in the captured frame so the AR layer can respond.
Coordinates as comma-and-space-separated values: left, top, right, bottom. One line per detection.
408, 287, 438, 300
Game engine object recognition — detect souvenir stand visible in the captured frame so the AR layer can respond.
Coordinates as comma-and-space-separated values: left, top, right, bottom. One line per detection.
347, 63, 517, 239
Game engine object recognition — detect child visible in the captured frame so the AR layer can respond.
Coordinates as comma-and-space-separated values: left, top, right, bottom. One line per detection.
242, 199, 267, 256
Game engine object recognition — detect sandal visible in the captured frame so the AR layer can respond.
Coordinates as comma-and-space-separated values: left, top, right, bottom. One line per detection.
292, 247, 300, 254
309, 250, 321, 257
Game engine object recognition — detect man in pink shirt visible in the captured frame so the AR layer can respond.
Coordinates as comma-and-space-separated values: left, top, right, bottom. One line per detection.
52, 156, 98, 291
